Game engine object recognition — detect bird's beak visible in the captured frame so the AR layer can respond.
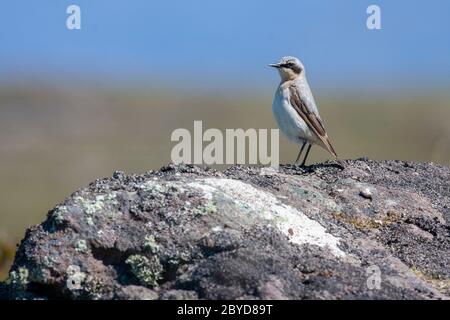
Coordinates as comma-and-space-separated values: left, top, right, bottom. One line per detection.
269, 63, 281, 68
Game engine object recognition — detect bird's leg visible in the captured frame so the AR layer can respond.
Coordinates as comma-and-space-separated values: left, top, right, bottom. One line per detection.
301, 144, 312, 167
295, 141, 307, 164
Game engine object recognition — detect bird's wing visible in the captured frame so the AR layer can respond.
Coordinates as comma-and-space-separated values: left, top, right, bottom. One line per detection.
288, 83, 338, 157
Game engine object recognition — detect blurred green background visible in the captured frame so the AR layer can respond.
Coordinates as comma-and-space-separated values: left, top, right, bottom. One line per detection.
1, 0, 450, 279
1, 85, 449, 279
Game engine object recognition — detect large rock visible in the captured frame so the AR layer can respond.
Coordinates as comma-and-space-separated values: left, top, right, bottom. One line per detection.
1, 159, 449, 299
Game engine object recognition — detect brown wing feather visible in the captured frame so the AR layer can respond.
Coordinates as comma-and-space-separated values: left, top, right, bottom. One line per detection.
288, 84, 338, 157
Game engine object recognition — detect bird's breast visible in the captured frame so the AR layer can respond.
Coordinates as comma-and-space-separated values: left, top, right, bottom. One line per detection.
272, 89, 311, 143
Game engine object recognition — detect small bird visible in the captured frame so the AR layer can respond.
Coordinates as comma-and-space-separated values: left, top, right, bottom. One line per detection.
270, 56, 337, 166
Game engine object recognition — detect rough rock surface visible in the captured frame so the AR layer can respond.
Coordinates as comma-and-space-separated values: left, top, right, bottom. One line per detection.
1, 159, 449, 300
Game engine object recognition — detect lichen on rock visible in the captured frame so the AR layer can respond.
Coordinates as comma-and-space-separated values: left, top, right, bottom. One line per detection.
125, 255, 163, 288
1, 159, 449, 300
8, 267, 29, 292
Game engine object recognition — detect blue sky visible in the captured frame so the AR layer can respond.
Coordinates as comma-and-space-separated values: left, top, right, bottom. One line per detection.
1, 0, 449, 90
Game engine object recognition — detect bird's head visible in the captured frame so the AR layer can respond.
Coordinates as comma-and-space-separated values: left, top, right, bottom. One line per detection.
269, 56, 304, 81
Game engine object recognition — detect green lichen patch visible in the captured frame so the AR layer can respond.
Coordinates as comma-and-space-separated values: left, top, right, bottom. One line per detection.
72, 192, 120, 223
193, 201, 217, 216
83, 275, 108, 300
42, 256, 54, 268
135, 181, 188, 212
75, 240, 88, 253
52, 205, 68, 225
125, 255, 163, 288
8, 267, 29, 291
168, 251, 191, 267
143, 235, 159, 253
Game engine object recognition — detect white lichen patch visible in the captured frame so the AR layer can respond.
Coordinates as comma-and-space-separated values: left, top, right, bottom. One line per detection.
188, 178, 345, 257
66, 265, 86, 291
211, 226, 223, 232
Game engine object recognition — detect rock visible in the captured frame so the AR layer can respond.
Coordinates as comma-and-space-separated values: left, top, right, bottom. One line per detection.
115, 285, 158, 300
1, 159, 449, 300
359, 188, 373, 200
0, 282, 7, 300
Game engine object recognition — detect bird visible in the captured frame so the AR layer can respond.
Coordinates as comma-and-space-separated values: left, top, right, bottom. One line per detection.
270, 56, 337, 166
